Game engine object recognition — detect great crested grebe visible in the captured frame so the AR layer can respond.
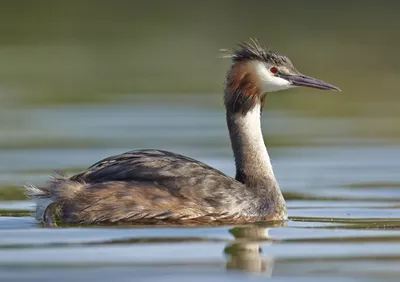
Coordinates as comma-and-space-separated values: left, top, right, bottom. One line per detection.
26, 39, 339, 226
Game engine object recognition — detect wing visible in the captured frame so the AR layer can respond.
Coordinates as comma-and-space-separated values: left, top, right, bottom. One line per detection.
72, 149, 226, 181
70, 149, 241, 200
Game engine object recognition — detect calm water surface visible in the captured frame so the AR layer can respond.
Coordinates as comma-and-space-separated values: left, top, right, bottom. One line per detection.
0, 103, 399, 281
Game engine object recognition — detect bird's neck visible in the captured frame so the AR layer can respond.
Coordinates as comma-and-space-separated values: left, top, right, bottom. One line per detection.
223, 61, 286, 218
226, 101, 284, 204
227, 102, 276, 186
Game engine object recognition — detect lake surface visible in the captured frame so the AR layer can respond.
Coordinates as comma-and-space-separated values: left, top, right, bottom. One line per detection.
0, 103, 399, 281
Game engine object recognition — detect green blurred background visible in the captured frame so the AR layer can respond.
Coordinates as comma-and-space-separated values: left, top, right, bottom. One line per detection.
0, 0, 400, 151
0, 1, 398, 111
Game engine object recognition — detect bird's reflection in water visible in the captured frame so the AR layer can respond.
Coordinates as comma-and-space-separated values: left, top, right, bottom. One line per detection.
224, 221, 286, 275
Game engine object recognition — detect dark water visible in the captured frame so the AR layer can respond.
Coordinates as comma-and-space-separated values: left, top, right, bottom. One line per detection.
0, 103, 399, 281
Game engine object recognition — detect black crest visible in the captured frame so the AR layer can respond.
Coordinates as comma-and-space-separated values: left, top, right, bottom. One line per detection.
222, 38, 293, 67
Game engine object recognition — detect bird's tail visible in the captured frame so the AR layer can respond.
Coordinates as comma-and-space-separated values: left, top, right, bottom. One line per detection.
24, 173, 85, 227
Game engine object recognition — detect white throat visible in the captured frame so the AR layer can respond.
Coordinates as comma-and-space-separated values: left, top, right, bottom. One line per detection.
227, 103, 276, 183
238, 104, 274, 177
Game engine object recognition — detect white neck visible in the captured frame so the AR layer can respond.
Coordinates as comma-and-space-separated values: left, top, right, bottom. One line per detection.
226, 103, 278, 190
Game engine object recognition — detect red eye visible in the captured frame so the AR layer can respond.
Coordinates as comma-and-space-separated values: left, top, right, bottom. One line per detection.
270, 67, 278, 74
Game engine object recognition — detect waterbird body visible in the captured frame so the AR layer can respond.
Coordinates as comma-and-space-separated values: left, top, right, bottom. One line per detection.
26, 39, 340, 226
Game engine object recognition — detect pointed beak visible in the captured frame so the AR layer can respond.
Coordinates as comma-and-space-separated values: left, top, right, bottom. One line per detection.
279, 73, 341, 91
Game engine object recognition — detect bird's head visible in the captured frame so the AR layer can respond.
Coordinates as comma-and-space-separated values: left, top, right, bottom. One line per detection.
222, 39, 340, 114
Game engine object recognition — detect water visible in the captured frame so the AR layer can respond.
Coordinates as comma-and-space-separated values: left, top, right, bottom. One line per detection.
0, 103, 399, 281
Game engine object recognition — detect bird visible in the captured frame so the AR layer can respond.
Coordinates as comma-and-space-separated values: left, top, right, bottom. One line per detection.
25, 39, 340, 226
